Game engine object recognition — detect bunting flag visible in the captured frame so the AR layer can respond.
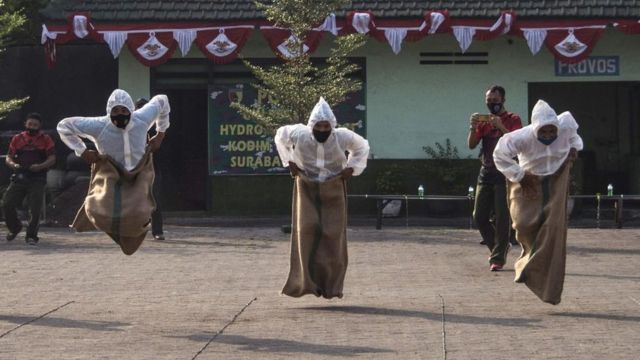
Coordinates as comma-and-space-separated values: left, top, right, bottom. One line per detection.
40, 10, 636, 67
616, 20, 640, 34
516, 21, 609, 63
194, 26, 253, 64
260, 27, 325, 58
450, 11, 515, 52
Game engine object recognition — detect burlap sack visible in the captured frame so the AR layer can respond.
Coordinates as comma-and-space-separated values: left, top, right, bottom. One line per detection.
509, 162, 571, 305
72, 152, 155, 255
282, 174, 348, 299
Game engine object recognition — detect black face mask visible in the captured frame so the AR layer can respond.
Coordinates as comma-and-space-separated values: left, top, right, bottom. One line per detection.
110, 114, 130, 129
313, 129, 331, 143
26, 128, 39, 136
487, 102, 503, 115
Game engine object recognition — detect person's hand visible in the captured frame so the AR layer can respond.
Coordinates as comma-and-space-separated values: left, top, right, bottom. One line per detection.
568, 148, 578, 162
489, 115, 508, 133
340, 167, 354, 180
81, 149, 100, 164
29, 163, 44, 172
147, 132, 165, 153
520, 172, 540, 199
288, 161, 301, 177
470, 113, 480, 131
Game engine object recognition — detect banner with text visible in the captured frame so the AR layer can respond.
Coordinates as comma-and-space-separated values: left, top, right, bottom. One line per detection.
208, 84, 366, 175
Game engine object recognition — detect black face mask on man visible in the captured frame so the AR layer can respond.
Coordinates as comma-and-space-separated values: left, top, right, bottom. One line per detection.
487, 102, 503, 115
26, 128, 39, 136
313, 129, 332, 143
111, 114, 130, 129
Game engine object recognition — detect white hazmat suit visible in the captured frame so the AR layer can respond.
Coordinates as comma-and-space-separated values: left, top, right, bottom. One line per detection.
57, 89, 170, 171
275, 97, 369, 182
493, 99, 583, 183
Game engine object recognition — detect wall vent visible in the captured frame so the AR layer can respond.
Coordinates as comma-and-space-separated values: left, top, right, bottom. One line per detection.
419, 52, 489, 65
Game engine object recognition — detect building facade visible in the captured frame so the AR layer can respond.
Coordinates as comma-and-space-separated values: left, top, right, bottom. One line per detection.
41, 1, 640, 213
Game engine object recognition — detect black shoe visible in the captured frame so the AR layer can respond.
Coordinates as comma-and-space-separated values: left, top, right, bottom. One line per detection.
479, 240, 487, 245
25, 236, 39, 245
6, 231, 19, 241
153, 234, 165, 241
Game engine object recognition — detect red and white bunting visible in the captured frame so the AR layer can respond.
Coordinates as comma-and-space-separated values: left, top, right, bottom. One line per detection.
517, 21, 608, 63
616, 20, 640, 34
344, 11, 448, 54
195, 26, 253, 64
126, 31, 177, 67
40, 11, 637, 67
450, 12, 515, 52
260, 27, 325, 58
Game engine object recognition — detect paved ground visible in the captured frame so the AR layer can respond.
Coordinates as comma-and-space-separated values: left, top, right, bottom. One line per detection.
1, 226, 639, 359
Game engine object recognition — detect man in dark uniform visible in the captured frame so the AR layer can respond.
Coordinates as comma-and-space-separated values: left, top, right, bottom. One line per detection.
468, 86, 522, 271
3, 113, 56, 244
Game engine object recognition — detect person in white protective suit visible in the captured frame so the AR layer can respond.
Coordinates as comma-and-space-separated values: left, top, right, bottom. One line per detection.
57, 89, 170, 170
56, 89, 170, 254
275, 97, 369, 299
493, 99, 583, 305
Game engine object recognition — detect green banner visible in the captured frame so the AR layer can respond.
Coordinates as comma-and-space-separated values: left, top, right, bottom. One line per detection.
208, 83, 366, 176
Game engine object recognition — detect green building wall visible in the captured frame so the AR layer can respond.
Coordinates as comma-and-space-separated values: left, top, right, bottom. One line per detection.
117, 29, 640, 213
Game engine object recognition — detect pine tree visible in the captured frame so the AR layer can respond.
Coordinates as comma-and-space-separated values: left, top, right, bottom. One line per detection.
231, 0, 366, 134
0, 0, 29, 118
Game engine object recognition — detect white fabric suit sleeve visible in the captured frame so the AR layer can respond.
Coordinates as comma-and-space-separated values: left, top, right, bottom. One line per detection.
493, 134, 525, 183
137, 95, 171, 132
344, 131, 370, 176
558, 111, 583, 151
57, 116, 104, 157
274, 125, 297, 166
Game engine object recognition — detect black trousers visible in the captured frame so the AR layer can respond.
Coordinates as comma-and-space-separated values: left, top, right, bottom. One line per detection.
151, 169, 163, 236
2, 178, 46, 238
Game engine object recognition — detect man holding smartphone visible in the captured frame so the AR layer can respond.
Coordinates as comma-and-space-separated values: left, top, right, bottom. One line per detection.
468, 85, 522, 271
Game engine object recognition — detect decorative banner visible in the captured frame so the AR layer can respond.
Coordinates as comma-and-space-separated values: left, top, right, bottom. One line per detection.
616, 20, 640, 34
517, 21, 608, 64
40, 11, 633, 67
195, 27, 253, 64
126, 31, 177, 67
208, 84, 287, 176
103, 31, 128, 58
208, 84, 367, 176
260, 27, 325, 58
450, 11, 515, 52
369, 11, 449, 54
173, 29, 197, 56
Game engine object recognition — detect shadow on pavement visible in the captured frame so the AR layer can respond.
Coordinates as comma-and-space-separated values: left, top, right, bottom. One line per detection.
173, 333, 394, 357
566, 272, 640, 281
550, 312, 640, 322
303, 305, 542, 328
0, 315, 129, 332
567, 245, 640, 256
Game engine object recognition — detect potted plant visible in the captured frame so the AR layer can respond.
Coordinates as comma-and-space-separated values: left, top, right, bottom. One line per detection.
422, 139, 469, 215
375, 164, 404, 217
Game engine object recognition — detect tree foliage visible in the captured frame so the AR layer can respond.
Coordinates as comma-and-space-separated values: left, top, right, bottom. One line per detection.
231, 0, 366, 134
0, 0, 30, 118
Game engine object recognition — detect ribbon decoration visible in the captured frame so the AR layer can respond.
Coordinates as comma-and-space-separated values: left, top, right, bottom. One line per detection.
516, 20, 609, 63
195, 26, 253, 64
450, 11, 515, 52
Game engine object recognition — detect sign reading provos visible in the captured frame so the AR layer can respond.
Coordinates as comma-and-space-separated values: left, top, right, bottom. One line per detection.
555, 56, 619, 77
208, 84, 366, 175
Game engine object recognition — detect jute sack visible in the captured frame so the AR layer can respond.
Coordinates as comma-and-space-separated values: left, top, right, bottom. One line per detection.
72, 152, 155, 255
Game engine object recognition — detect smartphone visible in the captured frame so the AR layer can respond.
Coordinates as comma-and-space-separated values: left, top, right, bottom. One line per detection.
476, 114, 493, 122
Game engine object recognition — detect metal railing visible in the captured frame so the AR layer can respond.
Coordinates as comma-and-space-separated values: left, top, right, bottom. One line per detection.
348, 194, 640, 229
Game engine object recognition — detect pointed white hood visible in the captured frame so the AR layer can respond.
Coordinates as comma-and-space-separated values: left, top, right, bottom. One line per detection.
307, 97, 337, 128
106, 89, 135, 115
531, 99, 560, 135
